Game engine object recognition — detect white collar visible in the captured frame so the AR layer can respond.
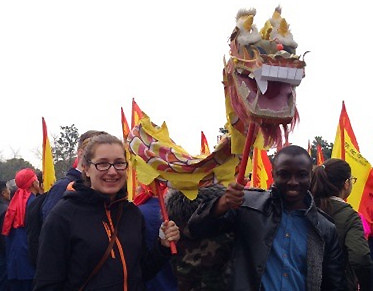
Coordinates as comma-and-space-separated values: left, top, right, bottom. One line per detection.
330, 196, 346, 203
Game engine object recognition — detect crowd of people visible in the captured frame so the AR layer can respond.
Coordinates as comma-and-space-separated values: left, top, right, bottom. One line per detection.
0, 132, 372, 290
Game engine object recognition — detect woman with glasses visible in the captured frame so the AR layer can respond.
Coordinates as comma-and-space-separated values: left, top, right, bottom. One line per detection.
34, 134, 180, 291
311, 158, 372, 291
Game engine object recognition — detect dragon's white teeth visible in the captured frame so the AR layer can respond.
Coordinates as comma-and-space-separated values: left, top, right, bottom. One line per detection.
238, 81, 250, 99
253, 64, 304, 93
255, 78, 268, 94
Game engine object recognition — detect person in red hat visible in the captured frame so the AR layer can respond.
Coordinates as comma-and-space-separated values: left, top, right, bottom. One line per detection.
2, 168, 41, 291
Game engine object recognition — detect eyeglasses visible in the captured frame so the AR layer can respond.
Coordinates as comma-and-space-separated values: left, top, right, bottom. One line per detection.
348, 176, 357, 184
89, 161, 128, 171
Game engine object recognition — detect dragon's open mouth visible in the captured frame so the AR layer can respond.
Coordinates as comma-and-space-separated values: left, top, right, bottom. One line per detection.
233, 65, 300, 123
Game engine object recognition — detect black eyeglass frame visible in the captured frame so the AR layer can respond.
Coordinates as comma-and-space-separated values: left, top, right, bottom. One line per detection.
89, 161, 128, 171
348, 176, 357, 184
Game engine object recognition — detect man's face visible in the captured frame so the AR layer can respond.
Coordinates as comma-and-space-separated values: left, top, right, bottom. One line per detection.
1, 187, 10, 201
272, 153, 312, 204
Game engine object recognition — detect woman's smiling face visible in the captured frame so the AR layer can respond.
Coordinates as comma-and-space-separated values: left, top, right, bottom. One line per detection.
85, 143, 127, 196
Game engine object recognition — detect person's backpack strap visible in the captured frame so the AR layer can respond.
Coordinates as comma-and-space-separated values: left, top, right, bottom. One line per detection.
79, 201, 124, 291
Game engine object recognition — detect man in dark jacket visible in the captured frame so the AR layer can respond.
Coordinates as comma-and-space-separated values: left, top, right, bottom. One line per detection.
189, 145, 345, 291
41, 130, 106, 220
0, 181, 10, 290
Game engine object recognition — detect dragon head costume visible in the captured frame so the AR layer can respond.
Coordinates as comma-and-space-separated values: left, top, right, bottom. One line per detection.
225, 6, 306, 148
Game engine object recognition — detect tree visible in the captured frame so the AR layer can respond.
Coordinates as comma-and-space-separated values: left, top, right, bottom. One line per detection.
266, 137, 333, 165
0, 158, 36, 181
52, 124, 79, 179
310, 136, 333, 165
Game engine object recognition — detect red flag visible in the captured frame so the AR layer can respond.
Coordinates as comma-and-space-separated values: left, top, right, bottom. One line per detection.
316, 144, 324, 165
200, 131, 211, 155
121, 107, 130, 140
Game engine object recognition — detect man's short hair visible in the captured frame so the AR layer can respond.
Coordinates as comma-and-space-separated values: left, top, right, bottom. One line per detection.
272, 145, 312, 166
77, 130, 107, 150
0, 180, 7, 193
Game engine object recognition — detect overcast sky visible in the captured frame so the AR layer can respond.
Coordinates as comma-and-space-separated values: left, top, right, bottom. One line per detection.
1, 0, 372, 169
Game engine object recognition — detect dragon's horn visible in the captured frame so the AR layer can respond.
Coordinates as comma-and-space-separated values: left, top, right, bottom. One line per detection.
260, 20, 273, 40
242, 14, 254, 31
272, 6, 282, 20
278, 18, 289, 36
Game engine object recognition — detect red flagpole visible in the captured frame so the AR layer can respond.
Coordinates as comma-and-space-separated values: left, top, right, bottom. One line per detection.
237, 123, 256, 185
156, 181, 177, 255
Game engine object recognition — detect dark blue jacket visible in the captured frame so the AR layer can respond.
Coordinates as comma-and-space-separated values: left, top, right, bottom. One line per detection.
6, 195, 35, 280
41, 168, 81, 221
0, 197, 9, 290
138, 197, 177, 291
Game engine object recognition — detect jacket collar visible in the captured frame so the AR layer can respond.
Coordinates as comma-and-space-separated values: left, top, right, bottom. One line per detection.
63, 180, 128, 208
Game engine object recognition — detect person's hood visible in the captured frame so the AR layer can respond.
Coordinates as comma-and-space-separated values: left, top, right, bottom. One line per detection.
329, 199, 351, 216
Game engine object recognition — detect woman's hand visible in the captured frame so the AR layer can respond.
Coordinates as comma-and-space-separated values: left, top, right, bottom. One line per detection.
159, 220, 180, 248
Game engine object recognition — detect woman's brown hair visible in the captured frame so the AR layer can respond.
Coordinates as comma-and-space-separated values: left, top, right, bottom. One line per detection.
310, 158, 351, 214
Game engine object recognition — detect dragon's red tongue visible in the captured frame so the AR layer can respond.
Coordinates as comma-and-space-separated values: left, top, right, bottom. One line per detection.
258, 81, 292, 110
234, 72, 294, 121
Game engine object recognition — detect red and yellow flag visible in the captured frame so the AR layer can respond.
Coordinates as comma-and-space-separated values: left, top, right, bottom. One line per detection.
249, 130, 273, 189
331, 101, 373, 219
121, 107, 130, 140
316, 144, 325, 165
307, 139, 311, 156
251, 148, 273, 189
127, 98, 145, 201
200, 131, 211, 155
131, 98, 144, 128
42, 117, 56, 191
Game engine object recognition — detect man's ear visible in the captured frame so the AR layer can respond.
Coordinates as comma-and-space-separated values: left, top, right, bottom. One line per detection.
83, 166, 90, 178
31, 180, 41, 193
77, 148, 84, 159
343, 179, 350, 190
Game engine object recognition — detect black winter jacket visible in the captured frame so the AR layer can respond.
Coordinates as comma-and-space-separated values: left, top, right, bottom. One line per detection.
34, 181, 171, 291
329, 199, 372, 291
189, 188, 345, 291
41, 167, 81, 221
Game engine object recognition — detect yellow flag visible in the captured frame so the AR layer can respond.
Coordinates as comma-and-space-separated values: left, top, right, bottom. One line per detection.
42, 117, 56, 191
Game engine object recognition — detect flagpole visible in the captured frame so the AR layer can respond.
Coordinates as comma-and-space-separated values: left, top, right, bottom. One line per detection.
237, 123, 256, 185
156, 181, 177, 255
